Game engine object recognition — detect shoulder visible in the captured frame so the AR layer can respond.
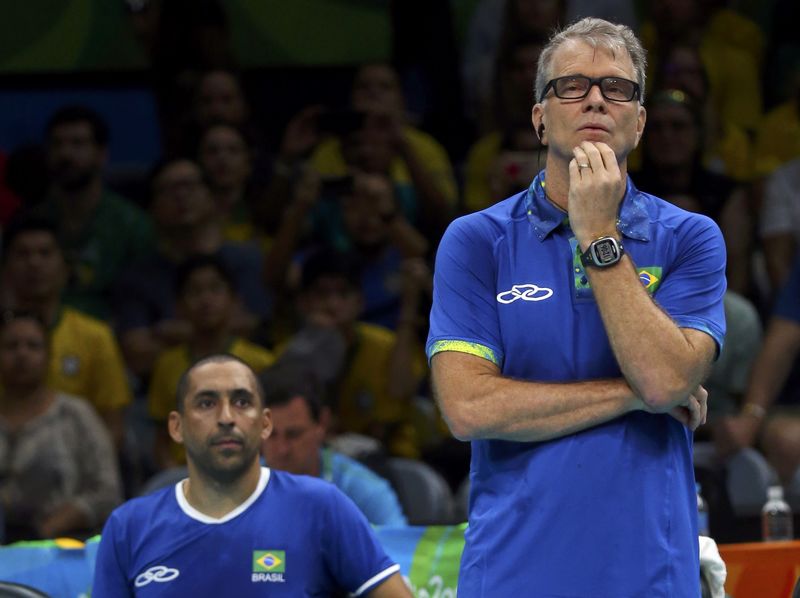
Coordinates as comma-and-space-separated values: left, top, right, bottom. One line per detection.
268, 469, 343, 505
106, 487, 174, 531
443, 191, 526, 243
355, 322, 396, 345
58, 308, 116, 340
101, 190, 150, 221
153, 345, 189, 370
638, 189, 722, 238
230, 338, 274, 369
53, 392, 101, 420
404, 127, 451, 160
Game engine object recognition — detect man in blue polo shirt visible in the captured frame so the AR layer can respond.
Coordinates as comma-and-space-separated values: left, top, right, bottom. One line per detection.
93, 355, 411, 597
427, 17, 726, 598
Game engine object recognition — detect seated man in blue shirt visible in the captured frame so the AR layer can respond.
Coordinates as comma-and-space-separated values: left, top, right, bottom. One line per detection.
260, 363, 408, 526
427, 17, 726, 598
93, 354, 411, 597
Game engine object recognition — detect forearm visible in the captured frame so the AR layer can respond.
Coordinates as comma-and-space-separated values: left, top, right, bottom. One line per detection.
397, 137, 453, 228
432, 353, 642, 442
583, 255, 710, 409
263, 202, 310, 290
387, 216, 428, 258
745, 318, 800, 411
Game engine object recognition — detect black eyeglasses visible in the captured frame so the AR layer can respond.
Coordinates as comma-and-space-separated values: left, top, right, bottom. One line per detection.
540, 75, 641, 103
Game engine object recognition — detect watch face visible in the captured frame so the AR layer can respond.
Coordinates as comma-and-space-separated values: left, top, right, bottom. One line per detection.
594, 239, 619, 264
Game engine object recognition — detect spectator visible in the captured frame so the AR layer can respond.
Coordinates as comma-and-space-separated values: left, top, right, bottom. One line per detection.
717, 255, 800, 483
114, 158, 270, 377
640, 0, 763, 135
0, 310, 122, 542
632, 89, 753, 295
196, 122, 264, 245
463, 35, 546, 213
310, 63, 458, 242
653, 42, 753, 182
260, 363, 407, 526
754, 90, 800, 178
34, 105, 155, 320
1, 215, 132, 448
291, 250, 426, 458
94, 354, 410, 597
461, 0, 566, 126
148, 253, 274, 470
696, 292, 763, 455
759, 156, 800, 292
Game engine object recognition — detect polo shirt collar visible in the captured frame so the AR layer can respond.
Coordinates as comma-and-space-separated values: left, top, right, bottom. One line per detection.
525, 170, 651, 242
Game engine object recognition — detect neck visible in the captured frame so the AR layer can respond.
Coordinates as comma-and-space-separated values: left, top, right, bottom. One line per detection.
543, 152, 629, 210
183, 461, 262, 519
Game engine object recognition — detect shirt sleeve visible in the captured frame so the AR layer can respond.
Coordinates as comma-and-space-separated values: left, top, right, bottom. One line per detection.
92, 513, 133, 598
651, 213, 727, 351
426, 215, 505, 366
322, 485, 400, 595
759, 167, 795, 238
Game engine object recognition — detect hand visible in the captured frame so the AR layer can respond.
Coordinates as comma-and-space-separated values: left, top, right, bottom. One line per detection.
400, 258, 432, 298
568, 141, 626, 245
653, 385, 707, 431
279, 106, 323, 161
712, 414, 761, 458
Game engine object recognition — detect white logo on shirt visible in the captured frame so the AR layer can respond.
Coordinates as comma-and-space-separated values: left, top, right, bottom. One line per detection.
496, 284, 554, 304
135, 565, 180, 587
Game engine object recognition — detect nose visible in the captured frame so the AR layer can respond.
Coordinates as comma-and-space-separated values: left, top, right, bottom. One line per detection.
583, 84, 608, 112
217, 399, 235, 426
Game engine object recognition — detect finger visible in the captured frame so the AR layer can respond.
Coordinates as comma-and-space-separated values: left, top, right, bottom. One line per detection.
572, 147, 591, 175
579, 142, 604, 172
688, 397, 703, 431
670, 406, 690, 427
568, 157, 580, 183
595, 142, 619, 175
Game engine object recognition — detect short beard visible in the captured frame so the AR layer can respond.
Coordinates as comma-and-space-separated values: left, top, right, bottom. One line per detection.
186, 442, 259, 486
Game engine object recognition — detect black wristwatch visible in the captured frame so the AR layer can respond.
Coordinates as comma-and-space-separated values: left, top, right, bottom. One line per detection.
580, 236, 625, 268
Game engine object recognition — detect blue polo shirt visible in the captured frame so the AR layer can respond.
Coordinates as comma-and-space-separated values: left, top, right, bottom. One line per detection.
427, 171, 726, 597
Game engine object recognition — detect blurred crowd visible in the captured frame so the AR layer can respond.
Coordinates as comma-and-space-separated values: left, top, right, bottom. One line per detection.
0, 0, 799, 543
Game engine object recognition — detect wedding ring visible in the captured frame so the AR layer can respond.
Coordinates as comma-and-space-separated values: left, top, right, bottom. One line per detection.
578, 163, 591, 169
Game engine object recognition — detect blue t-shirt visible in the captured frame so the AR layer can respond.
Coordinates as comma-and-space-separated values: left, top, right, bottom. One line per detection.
92, 468, 399, 597
774, 255, 800, 323
426, 172, 726, 597
322, 448, 408, 526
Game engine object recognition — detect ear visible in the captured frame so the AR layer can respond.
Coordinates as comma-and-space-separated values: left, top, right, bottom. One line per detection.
634, 104, 647, 148
168, 411, 184, 444
260, 408, 273, 442
532, 104, 545, 144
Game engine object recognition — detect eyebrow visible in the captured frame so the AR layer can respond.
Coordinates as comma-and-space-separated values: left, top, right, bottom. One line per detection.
192, 388, 255, 402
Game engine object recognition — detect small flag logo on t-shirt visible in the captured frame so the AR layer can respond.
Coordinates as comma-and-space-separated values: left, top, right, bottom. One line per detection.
253, 551, 285, 573
252, 551, 286, 583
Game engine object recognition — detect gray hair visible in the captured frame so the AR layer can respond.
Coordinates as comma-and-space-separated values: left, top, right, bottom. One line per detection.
534, 17, 647, 104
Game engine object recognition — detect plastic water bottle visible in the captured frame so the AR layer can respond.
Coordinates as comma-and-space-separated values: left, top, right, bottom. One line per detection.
696, 483, 710, 536
762, 485, 794, 541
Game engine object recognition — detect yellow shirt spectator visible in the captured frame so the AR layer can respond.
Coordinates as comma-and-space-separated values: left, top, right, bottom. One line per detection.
755, 100, 800, 177
334, 322, 426, 458
311, 127, 458, 208
49, 307, 132, 413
